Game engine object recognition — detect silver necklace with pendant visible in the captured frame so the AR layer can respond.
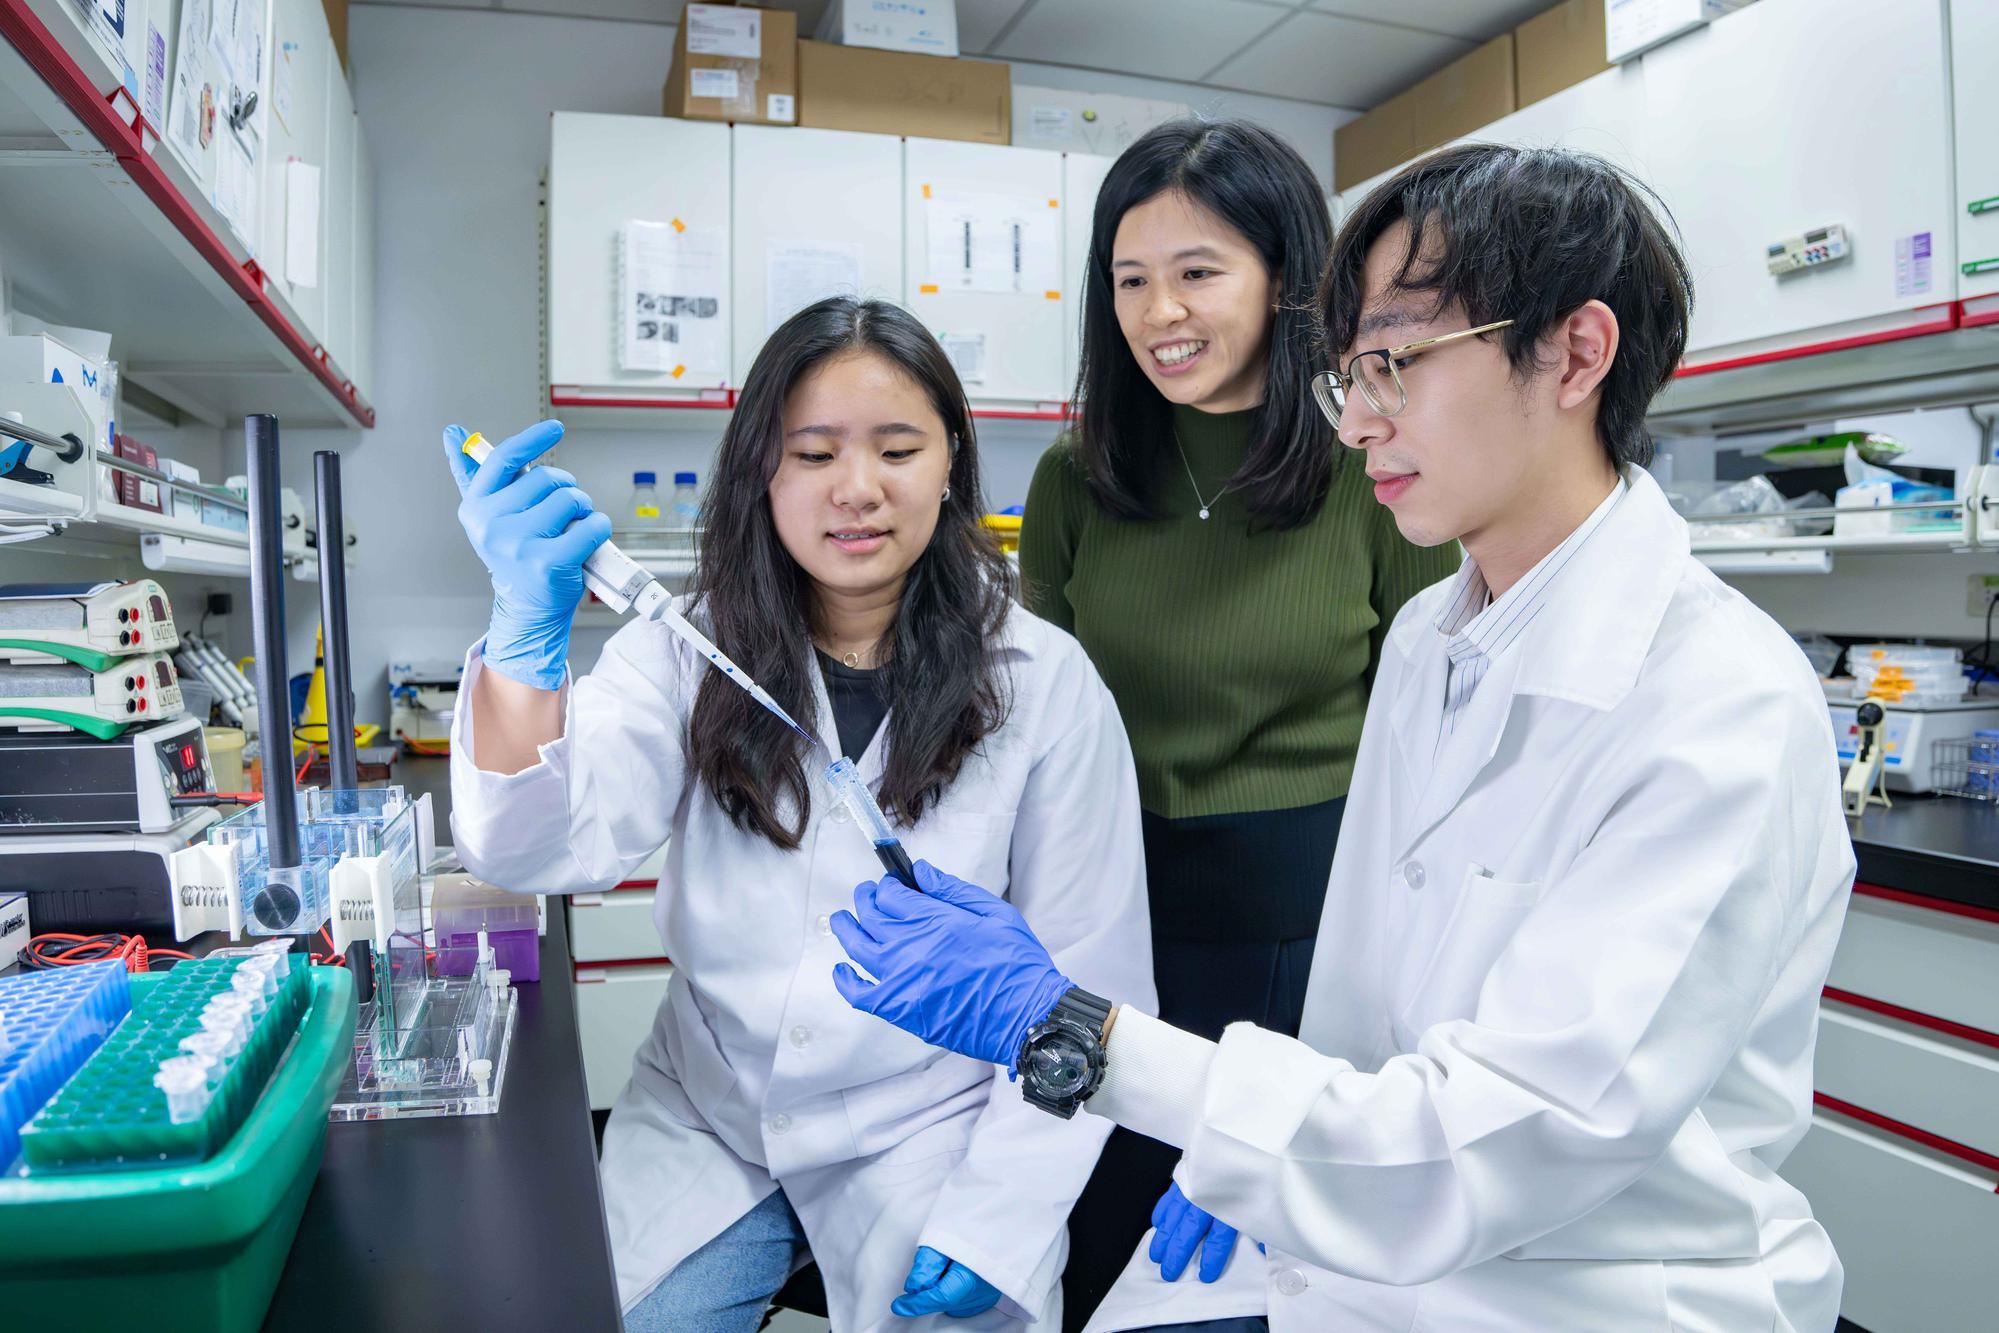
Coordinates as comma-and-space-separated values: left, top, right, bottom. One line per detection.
1173, 434, 1231, 520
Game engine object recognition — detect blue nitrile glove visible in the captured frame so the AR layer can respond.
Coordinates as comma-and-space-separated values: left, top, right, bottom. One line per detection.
442, 420, 612, 691
891, 1246, 1002, 1319
1150, 1182, 1242, 1284
830, 860, 1073, 1072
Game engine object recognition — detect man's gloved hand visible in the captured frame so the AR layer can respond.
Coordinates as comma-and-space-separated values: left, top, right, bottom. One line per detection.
442, 420, 612, 691
1149, 1182, 1243, 1284
831, 860, 1073, 1072
891, 1246, 1001, 1319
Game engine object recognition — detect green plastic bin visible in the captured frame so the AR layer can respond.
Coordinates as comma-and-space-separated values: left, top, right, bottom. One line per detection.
0, 965, 357, 1332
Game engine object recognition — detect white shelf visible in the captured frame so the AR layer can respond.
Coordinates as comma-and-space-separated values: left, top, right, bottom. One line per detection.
20, 500, 313, 578
1690, 530, 1971, 557
0, 3, 372, 428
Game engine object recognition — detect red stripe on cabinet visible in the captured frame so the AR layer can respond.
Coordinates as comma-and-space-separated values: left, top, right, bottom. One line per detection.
1851, 882, 1999, 927
1814, 1092, 1999, 1187
1822, 986, 1999, 1054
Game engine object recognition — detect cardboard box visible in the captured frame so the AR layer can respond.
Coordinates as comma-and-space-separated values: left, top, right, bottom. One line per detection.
114, 434, 162, 513
1408, 34, 1515, 153
817, 0, 959, 58
1516, 0, 1611, 107
797, 40, 1009, 145
664, 4, 798, 126
1605, 0, 1751, 64
1335, 36, 1515, 193
1334, 91, 1418, 192
323, 0, 348, 73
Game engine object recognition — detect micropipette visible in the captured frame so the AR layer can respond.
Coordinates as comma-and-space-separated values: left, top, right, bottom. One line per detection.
460, 430, 814, 744
825, 757, 919, 887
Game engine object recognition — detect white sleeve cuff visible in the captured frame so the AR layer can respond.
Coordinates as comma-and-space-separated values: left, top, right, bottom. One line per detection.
1086, 1007, 1219, 1150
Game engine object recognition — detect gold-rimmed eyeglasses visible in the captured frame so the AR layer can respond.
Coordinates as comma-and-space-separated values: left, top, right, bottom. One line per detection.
1311, 319, 1515, 427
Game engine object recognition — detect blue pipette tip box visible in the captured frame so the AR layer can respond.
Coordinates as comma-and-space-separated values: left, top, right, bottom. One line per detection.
0, 961, 133, 1169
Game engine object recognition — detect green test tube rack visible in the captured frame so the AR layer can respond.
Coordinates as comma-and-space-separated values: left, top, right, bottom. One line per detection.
19, 957, 311, 1171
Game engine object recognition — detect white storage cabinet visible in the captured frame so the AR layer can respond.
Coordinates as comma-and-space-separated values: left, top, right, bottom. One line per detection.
902, 137, 1069, 411
546, 113, 733, 408
729, 124, 904, 385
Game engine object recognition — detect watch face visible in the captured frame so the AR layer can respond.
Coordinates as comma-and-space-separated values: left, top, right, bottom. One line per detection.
1024, 1033, 1091, 1095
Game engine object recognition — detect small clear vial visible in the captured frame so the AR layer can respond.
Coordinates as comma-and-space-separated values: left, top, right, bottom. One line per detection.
250, 938, 292, 980
243, 954, 282, 996
202, 995, 251, 1058
630, 471, 663, 528
154, 1056, 213, 1124
230, 968, 270, 1016
177, 1029, 232, 1077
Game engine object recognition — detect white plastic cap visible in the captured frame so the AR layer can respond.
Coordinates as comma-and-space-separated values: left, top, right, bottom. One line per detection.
230, 969, 270, 1015
178, 1028, 231, 1073
242, 956, 280, 996
469, 1057, 493, 1098
250, 938, 292, 979
154, 1056, 213, 1123
201, 995, 251, 1057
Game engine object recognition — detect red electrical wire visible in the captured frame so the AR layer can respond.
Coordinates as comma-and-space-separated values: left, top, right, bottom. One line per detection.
295, 745, 316, 784
23, 932, 192, 973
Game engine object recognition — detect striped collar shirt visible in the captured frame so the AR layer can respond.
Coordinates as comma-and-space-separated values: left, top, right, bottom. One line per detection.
1435, 478, 1628, 749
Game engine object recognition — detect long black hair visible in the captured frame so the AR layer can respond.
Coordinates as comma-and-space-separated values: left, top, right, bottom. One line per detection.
1071, 118, 1335, 529
687, 297, 1014, 849
1321, 144, 1692, 469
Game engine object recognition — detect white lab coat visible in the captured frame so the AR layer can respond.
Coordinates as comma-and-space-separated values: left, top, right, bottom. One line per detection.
1085, 466, 1854, 1333
449, 600, 1155, 1331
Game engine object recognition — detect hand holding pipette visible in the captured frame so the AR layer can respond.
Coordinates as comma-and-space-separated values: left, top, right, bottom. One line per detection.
443, 421, 613, 692
452, 424, 814, 742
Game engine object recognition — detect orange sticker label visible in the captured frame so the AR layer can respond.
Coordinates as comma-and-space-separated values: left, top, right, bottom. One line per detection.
671, 365, 686, 379
921, 183, 933, 199
1045, 290, 1061, 300
918, 283, 941, 294
1048, 199, 1059, 208
671, 218, 686, 234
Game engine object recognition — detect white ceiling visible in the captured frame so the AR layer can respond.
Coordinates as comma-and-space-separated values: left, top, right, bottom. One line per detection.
356, 0, 1554, 109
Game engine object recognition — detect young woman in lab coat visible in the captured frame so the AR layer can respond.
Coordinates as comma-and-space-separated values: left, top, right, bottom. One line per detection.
1021, 119, 1460, 1326
440, 297, 1155, 1332
830, 146, 1855, 1333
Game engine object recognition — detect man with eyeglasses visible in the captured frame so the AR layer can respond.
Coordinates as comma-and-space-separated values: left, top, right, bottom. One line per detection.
829, 144, 1855, 1333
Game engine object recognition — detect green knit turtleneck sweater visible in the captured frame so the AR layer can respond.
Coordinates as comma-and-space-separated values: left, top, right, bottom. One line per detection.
1020, 403, 1460, 819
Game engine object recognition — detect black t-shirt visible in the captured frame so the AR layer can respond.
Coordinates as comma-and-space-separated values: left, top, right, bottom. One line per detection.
817, 651, 887, 760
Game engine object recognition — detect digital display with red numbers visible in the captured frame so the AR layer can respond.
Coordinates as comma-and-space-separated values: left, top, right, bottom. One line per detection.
155, 730, 209, 795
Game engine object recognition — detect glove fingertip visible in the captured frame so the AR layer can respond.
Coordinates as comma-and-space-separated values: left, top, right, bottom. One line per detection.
831, 963, 872, 1008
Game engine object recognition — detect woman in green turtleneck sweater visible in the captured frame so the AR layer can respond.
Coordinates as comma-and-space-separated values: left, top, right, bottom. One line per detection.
1023, 120, 1458, 1327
